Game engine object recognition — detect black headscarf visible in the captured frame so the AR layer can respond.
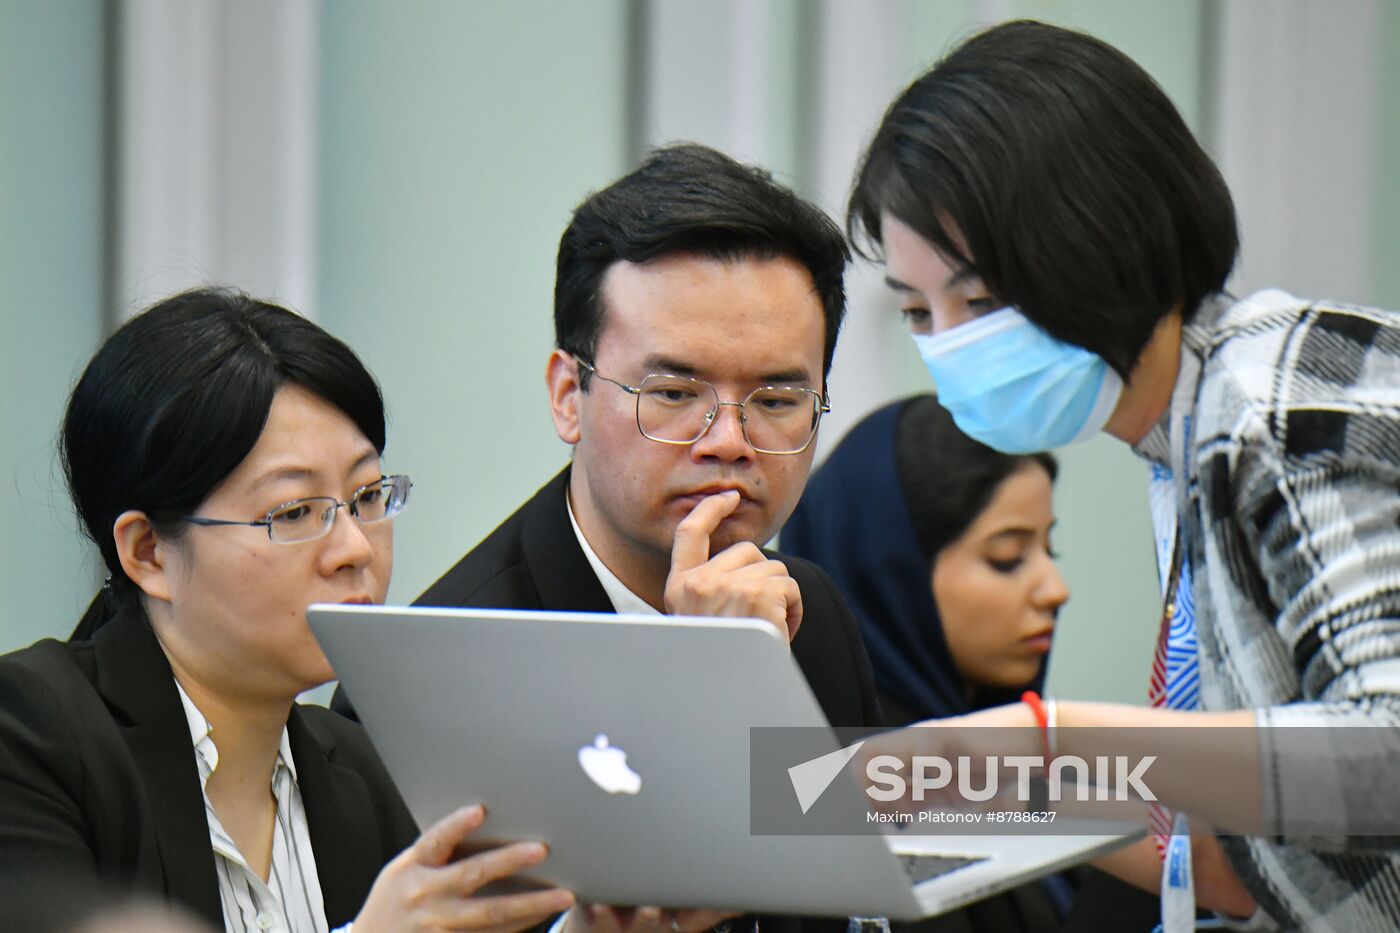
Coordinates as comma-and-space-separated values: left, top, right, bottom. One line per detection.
782, 396, 1048, 725
785, 398, 1076, 922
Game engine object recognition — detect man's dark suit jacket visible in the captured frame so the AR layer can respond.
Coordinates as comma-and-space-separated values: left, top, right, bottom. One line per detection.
0, 604, 417, 929
336, 465, 881, 933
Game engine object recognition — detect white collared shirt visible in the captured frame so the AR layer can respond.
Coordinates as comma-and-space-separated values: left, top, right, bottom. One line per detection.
554, 495, 658, 933
175, 681, 344, 933
566, 494, 660, 616
559, 497, 743, 933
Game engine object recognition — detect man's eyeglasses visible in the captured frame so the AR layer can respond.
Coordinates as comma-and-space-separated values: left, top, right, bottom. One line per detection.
182, 474, 413, 544
575, 358, 829, 455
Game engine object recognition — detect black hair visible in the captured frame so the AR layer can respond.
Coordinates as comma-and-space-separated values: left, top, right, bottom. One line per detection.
555, 143, 849, 389
63, 287, 385, 635
895, 394, 1057, 566
849, 19, 1238, 377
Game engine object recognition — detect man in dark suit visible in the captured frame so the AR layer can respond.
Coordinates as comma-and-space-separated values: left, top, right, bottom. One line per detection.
415, 143, 879, 725
340, 144, 881, 933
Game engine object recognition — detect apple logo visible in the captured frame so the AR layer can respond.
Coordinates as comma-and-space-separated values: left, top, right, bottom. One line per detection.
577, 734, 642, 795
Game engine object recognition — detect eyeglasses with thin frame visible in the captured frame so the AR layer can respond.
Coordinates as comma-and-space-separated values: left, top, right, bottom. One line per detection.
574, 358, 830, 455
181, 474, 413, 544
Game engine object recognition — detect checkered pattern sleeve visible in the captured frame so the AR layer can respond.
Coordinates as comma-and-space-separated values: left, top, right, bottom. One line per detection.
1193, 299, 1400, 845
1169, 295, 1400, 931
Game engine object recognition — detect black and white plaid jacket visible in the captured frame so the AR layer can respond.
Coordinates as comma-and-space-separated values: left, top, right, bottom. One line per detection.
1134, 289, 1400, 931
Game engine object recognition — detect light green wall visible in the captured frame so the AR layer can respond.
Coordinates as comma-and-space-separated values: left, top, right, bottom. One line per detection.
759, 0, 807, 185
0, 0, 106, 653
4, 0, 1393, 709
316, 0, 630, 605
1378, 0, 1400, 312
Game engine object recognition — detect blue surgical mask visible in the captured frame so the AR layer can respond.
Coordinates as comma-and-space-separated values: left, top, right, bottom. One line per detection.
912, 306, 1123, 454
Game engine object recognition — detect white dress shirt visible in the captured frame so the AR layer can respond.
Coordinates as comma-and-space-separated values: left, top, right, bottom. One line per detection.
566, 493, 660, 615
553, 496, 658, 933
175, 681, 348, 933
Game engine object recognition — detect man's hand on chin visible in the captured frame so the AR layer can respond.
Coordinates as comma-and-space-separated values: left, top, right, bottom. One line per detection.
663, 490, 803, 643
562, 904, 741, 933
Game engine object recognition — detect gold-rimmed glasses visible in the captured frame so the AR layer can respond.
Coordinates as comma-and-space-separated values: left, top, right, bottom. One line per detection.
575, 358, 829, 455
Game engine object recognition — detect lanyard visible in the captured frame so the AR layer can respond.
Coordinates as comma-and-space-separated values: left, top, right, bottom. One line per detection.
1148, 344, 1203, 933
1148, 338, 1200, 587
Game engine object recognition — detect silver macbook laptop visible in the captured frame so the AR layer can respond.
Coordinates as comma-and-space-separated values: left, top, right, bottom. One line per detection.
308, 604, 1138, 920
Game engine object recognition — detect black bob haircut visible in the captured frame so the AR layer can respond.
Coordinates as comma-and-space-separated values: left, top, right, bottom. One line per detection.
63, 287, 385, 633
555, 143, 850, 389
849, 20, 1239, 377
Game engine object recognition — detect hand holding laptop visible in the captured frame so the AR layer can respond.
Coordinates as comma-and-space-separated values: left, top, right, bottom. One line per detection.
664, 491, 803, 642
354, 805, 575, 933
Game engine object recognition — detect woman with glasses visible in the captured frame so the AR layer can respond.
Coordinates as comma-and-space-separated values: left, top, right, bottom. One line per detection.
0, 288, 573, 933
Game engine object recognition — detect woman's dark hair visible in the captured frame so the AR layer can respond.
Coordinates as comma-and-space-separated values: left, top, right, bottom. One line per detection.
64, 287, 385, 635
849, 19, 1238, 377
896, 395, 1056, 567
556, 142, 849, 388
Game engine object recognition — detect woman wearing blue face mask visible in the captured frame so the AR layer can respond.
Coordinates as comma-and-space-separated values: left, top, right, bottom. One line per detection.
849, 19, 1400, 933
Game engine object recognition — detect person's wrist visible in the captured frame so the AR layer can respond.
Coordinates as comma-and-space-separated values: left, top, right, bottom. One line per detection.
1020, 691, 1054, 760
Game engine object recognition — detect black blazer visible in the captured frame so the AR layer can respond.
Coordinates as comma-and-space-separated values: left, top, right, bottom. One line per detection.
0, 606, 417, 929
352, 466, 881, 729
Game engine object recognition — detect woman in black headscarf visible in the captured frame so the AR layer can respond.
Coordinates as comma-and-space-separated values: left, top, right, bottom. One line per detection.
784, 394, 1062, 726
783, 395, 1160, 933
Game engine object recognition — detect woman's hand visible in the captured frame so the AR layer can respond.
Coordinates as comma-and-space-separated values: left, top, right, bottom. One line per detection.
355, 805, 575, 933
